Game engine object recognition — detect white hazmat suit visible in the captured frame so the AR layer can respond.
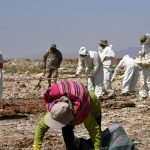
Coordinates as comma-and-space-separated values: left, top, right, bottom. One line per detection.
112, 55, 139, 94
76, 47, 104, 98
138, 33, 150, 99
98, 45, 115, 96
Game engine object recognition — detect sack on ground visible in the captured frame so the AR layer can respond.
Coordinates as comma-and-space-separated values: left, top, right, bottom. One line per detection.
68, 123, 135, 150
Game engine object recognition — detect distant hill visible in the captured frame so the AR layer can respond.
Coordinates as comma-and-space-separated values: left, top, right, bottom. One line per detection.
31, 47, 141, 59
115, 47, 141, 58
6, 46, 141, 59
24, 51, 78, 59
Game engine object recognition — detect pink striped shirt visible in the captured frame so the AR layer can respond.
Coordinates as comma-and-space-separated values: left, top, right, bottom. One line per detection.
43, 80, 90, 122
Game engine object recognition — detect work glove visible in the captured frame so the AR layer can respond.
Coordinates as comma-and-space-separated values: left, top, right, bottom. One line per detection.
135, 59, 148, 69
142, 60, 150, 69
142, 60, 149, 65
33, 144, 41, 150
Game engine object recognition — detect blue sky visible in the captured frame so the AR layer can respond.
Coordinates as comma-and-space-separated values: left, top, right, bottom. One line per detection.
0, 0, 150, 58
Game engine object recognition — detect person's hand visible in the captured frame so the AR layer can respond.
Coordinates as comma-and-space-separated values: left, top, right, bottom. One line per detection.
142, 60, 149, 65
74, 74, 79, 77
33, 144, 41, 150
111, 77, 115, 82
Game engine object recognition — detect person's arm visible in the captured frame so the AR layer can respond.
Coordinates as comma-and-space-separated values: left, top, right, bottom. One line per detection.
43, 51, 48, 68
0, 53, 3, 69
106, 46, 116, 58
112, 59, 124, 78
58, 50, 63, 65
76, 57, 85, 75
84, 113, 101, 150
88, 53, 100, 77
33, 114, 49, 150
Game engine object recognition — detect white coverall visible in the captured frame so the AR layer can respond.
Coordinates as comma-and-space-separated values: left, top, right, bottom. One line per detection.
76, 51, 104, 97
98, 45, 115, 95
139, 34, 150, 98
112, 55, 139, 94
0, 52, 3, 98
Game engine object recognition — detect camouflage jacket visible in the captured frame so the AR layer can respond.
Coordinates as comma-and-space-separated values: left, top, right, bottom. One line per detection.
43, 49, 62, 69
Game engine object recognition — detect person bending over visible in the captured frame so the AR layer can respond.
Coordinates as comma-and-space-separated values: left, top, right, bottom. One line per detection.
33, 80, 101, 150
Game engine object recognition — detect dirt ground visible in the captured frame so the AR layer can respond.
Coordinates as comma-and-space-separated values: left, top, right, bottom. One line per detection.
0, 59, 150, 150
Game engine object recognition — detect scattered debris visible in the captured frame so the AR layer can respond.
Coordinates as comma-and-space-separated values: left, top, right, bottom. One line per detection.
0, 58, 150, 150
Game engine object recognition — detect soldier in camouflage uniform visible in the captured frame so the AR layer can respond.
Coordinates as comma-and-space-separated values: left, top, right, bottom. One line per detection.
43, 44, 62, 87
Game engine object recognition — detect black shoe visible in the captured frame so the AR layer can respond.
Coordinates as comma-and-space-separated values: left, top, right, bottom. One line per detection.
140, 96, 147, 100
108, 92, 116, 99
98, 96, 103, 100
122, 93, 130, 96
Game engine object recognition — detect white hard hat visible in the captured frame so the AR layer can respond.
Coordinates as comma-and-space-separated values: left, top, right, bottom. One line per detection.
79, 47, 89, 56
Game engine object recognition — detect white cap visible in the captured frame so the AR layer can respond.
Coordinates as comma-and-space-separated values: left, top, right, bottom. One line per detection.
79, 47, 89, 56
44, 102, 73, 129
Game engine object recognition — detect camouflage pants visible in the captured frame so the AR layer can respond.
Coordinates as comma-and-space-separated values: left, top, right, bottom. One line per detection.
45, 68, 58, 78
45, 68, 58, 86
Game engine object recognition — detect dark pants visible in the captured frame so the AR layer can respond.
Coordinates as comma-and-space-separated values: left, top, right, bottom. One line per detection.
62, 115, 101, 149
45, 68, 58, 87
62, 124, 75, 149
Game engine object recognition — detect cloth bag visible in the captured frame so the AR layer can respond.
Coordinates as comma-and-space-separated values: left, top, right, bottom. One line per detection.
68, 123, 135, 150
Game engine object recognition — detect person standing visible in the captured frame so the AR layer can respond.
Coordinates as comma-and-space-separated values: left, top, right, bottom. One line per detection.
75, 47, 104, 99
33, 80, 101, 150
111, 55, 140, 95
43, 44, 62, 87
137, 33, 150, 99
98, 40, 116, 98
0, 52, 3, 99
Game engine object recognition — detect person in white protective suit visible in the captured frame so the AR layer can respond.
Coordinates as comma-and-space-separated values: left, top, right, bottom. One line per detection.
98, 40, 116, 98
75, 47, 104, 98
0, 52, 4, 99
136, 33, 150, 99
112, 55, 140, 96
